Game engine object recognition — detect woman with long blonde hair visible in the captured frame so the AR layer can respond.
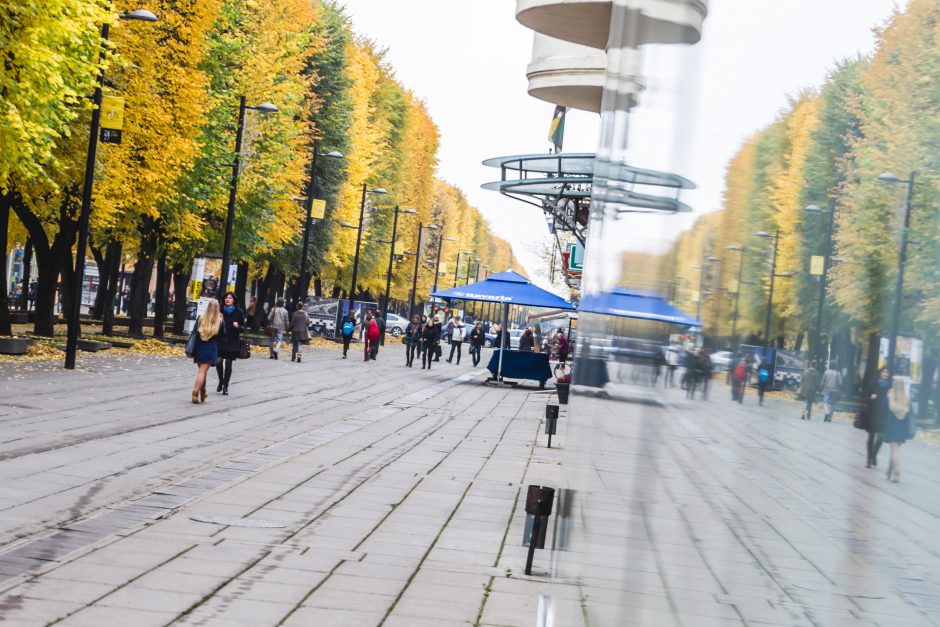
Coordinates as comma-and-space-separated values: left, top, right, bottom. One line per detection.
883, 378, 914, 482
191, 300, 224, 404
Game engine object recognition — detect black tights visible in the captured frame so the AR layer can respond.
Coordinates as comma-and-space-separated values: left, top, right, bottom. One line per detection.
406, 343, 417, 365
448, 341, 462, 363
342, 335, 352, 357
216, 357, 233, 387
867, 432, 883, 465
422, 345, 434, 369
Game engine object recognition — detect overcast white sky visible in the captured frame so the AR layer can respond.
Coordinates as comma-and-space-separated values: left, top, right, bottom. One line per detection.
341, 0, 906, 287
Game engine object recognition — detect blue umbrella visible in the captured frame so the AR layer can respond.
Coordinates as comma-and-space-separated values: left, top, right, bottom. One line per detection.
579, 287, 700, 326
431, 270, 574, 384
431, 270, 576, 309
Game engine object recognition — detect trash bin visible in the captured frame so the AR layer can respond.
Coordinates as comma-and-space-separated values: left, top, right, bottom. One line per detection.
555, 382, 570, 404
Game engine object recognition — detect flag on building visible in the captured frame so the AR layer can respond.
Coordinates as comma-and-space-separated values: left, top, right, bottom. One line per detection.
548, 106, 567, 153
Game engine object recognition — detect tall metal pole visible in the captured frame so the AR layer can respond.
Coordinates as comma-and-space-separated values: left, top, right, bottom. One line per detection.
219, 95, 247, 300
453, 252, 464, 288
811, 205, 835, 365
763, 230, 780, 351
730, 248, 745, 353
431, 234, 445, 297
408, 223, 425, 320
296, 144, 320, 304
65, 23, 110, 370
382, 205, 402, 324
887, 172, 915, 375
348, 182, 368, 313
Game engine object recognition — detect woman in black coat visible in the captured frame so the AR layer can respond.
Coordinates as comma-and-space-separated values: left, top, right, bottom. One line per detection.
421, 317, 441, 370
865, 367, 890, 468
216, 291, 245, 396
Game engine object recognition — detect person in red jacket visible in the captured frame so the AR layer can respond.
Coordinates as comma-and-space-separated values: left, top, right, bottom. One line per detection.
732, 357, 748, 403
364, 313, 380, 362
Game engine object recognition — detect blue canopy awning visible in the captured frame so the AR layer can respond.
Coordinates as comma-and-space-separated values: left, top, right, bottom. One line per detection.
431, 270, 575, 310
579, 287, 700, 326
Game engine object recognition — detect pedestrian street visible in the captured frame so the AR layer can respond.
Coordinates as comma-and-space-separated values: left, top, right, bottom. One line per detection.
0, 351, 938, 626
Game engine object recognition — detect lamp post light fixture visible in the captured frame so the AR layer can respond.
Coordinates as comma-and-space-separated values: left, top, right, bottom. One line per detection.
65, 8, 159, 371
877, 171, 916, 376
381, 206, 417, 332
347, 183, 387, 312
219, 96, 279, 301
408, 223, 439, 320
295, 145, 343, 305
805, 203, 836, 366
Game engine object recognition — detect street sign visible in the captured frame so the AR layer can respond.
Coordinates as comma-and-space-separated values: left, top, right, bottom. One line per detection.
566, 243, 583, 271
100, 128, 122, 144
310, 199, 326, 220
809, 255, 824, 276
100, 96, 125, 130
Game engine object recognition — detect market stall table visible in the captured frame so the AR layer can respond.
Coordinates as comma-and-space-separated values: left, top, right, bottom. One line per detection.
486, 349, 553, 387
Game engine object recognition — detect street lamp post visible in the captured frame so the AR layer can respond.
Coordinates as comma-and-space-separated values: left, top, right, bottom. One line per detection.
65, 9, 159, 371
408, 223, 439, 320
431, 235, 456, 299
453, 251, 471, 288
756, 231, 792, 351
295, 145, 343, 305
381, 206, 416, 329
726, 245, 745, 353
878, 171, 916, 375
805, 204, 836, 366
347, 183, 387, 313
219, 97, 279, 299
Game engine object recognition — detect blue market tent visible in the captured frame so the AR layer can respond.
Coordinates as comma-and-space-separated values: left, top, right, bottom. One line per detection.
431, 270, 575, 385
431, 270, 576, 310
579, 288, 699, 326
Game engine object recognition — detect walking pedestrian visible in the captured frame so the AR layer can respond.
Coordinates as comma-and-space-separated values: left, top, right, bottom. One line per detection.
364, 313, 380, 361
799, 360, 820, 420
664, 343, 679, 387
446, 314, 466, 364
246, 296, 257, 332
756, 357, 771, 406
215, 291, 244, 396
685, 351, 702, 399
555, 330, 569, 364
404, 315, 421, 367
339, 312, 355, 359
289, 302, 310, 363
432, 316, 444, 362
468, 321, 485, 367
267, 298, 289, 359
884, 378, 913, 482
373, 308, 386, 348
421, 316, 441, 369
820, 360, 843, 422
865, 367, 890, 468
732, 357, 747, 403
191, 300, 224, 404
699, 350, 713, 400
519, 328, 535, 352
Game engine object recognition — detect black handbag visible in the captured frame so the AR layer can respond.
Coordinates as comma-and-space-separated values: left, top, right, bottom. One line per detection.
238, 340, 251, 359
853, 409, 869, 430
185, 322, 198, 358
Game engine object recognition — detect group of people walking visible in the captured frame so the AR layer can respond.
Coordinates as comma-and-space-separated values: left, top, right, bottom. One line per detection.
401, 314, 487, 369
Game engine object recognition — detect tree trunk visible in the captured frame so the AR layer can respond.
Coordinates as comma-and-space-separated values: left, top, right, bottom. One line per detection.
153, 249, 168, 339
314, 274, 322, 298
252, 265, 277, 329
172, 265, 189, 335
102, 241, 122, 336
128, 225, 158, 337
89, 244, 108, 318
19, 238, 32, 311
0, 192, 12, 336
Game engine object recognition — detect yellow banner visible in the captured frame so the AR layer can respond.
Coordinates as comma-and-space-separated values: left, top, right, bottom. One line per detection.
310, 199, 326, 220
810, 255, 825, 276
100, 96, 125, 130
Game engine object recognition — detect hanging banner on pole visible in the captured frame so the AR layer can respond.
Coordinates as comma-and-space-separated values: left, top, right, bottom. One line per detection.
809, 255, 824, 276
548, 105, 567, 153
99, 95, 125, 144
310, 199, 326, 220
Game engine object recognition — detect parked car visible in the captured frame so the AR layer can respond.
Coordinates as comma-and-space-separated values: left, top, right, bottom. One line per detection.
709, 350, 735, 371
385, 313, 408, 337
483, 329, 522, 349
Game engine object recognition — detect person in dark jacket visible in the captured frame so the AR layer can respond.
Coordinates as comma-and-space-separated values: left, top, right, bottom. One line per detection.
339, 312, 355, 359
519, 328, 535, 352
215, 292, 244, 396
289, 302, 310, 363
865, 367, 890, 468
372, 308, 386, 349
798, 361, 820, 420
468, 321, 486, 367
192, 300, 224, 404
421, 317, 441, 369
404, 315, 421, 367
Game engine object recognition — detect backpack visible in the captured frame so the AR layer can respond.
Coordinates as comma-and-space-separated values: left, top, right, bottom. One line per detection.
758, 367, 770, 383
341, 320, 354, 336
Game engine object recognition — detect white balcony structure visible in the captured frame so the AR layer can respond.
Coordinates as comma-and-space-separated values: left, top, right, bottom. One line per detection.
528, 34, 634, 113
516, 0, 708, 49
